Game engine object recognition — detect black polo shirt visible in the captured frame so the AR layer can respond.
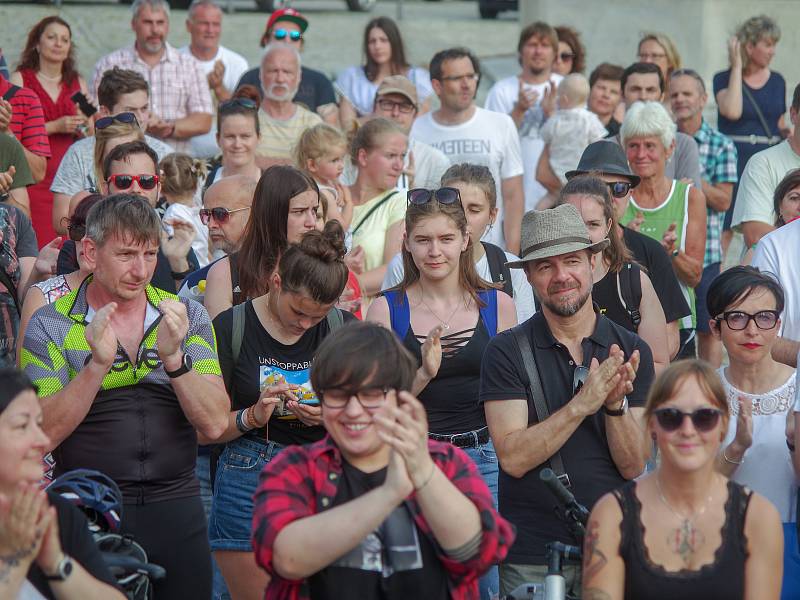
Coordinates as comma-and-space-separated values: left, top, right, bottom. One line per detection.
479, 310, 654, 565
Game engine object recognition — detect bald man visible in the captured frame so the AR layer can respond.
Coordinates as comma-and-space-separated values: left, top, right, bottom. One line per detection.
178, 174, 256, 301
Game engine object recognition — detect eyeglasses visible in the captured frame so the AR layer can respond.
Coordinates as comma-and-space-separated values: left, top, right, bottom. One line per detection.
439, 73, 480, 84
715, 310, 780, 331
407, 187, 461, 207
219, 98, 257, 111
376, 98, 416, 114
199, 206, 250, 225
96, 112, 139, 130
638, 52, 666, 61
107, 173, 159, 191
653, 407, 723, 433
605, 181, 633, 198
558, 52, 575, 62
573, 365, 589, 395
319, 387, 390, 409
273, 28, 302, 42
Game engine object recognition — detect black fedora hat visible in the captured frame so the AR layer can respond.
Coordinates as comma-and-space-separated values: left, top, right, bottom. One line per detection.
565, 140, 641, 187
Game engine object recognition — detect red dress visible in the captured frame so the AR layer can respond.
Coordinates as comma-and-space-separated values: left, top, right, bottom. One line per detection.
20, 69, 81, 247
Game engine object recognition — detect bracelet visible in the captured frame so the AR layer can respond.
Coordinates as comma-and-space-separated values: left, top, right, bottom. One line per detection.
235, 408, 253, 433
414, 463, 436, 492
247, 405, 260, 429
722, 446, 744, 465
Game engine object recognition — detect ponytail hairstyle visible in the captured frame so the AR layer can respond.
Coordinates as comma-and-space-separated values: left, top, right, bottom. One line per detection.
159, 152, 207, 199
557, 174, 633, 273
93, 120, 144, 191
278, 220, 349, 305
349, 117, 405, 165
294, 123, 348, 172
440, 163, 498, 209
217, 84, 261, 136
397, 192, 494, 306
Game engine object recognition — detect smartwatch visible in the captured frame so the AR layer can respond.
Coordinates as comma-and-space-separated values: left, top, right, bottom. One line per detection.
45, 555, 74, 582
603, 396, 629, 417
165, 352, 193, 378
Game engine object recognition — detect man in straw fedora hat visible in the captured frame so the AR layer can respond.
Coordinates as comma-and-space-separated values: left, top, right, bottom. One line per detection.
479, 203, 655, 595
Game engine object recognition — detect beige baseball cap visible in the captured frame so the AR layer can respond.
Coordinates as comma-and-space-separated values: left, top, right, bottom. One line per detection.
375, 75, 418, 109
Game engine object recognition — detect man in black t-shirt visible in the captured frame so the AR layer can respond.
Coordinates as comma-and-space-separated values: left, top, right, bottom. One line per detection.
567, 140, 691, 359
480, 203, 654, 596
235, 8, 337, 124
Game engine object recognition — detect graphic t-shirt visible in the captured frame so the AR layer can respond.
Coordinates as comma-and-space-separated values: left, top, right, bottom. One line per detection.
307, 461, 448, 600
214, 301, 355, 445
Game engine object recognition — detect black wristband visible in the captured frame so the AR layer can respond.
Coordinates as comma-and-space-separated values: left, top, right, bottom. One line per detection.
171, 268, 192, 280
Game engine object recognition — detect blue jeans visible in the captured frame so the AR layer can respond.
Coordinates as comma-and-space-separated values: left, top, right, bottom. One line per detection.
197, 452, 229, 600
462, 439, 499, 600
782, 522, 800, 600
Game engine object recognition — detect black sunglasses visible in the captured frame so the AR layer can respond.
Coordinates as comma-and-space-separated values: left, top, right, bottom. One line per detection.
107, 173, 159, 191
96, 112, 139, 130
653, 407, 722, 433
407, 187, 461, 207
219, 98, 257, 111
199, 206, 250, 225
605, 181, 633, 198
559, 52, 575, 62
573, 365, 589, 395
715, 310, 779, 331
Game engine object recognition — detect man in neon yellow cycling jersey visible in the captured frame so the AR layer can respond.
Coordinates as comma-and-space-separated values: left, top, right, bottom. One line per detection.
20, 194, 228, 599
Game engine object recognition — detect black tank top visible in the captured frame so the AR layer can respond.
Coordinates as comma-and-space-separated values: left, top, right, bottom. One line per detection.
593, 269, 636, 332
403, 319, 490, 435
616, 480, 751, 600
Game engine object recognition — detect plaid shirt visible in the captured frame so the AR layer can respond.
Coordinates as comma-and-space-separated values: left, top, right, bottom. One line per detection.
694, 120, 738, 266
252, 435, 515, 600
90, 43, 212, 153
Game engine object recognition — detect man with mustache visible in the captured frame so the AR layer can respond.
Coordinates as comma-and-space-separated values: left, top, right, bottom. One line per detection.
90, 0, 213, 153
254, 43, 322, 164
479, 202, 654, 596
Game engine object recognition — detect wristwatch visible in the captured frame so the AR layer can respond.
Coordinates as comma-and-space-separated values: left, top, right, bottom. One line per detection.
604, 396, 629, 417
165, 352, 193, 378
45, 554, 74, 582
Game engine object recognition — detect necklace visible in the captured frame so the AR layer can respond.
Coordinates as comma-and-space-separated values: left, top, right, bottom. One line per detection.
37, 70, 62, 82
417, 288, 465, 330
655, 475, 714, 567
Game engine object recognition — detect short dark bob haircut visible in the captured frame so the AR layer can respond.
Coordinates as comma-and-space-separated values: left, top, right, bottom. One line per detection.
311, 321, 416, 394
706, 265, 785, 320
0, 368, 37, 414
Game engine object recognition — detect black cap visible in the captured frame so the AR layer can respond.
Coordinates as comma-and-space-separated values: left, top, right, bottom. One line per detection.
565, 140, 641, 187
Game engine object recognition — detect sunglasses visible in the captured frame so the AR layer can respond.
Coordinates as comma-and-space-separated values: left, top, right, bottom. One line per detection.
273, 29, 302, 41
605, 181, 633, 198
715, 310, 779, 331
558, 52, 575, 62
96, 112, 139, 130
219, 98, 257, 111
407, 187, 461, 207
199, 206, 250, 225
653, 407, 722, 432
572, 365, 589, 395
107, 173, 159, 191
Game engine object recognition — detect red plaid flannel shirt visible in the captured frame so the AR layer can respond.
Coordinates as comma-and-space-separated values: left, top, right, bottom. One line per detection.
252, 435, 516, 600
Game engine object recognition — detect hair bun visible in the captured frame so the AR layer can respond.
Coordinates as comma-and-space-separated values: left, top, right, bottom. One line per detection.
298, 220, 346, 263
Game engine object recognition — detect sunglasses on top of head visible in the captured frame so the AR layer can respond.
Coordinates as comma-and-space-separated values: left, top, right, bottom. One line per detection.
273, 29, 302, 42
96, 112, 139, 131
107, 174, 159, 191
219, 98, 257, 111
653, 407, 722, 433
407, 187, 462, 207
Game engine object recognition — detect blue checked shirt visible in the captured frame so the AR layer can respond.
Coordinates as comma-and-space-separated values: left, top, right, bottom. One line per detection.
694, 120, 738, 266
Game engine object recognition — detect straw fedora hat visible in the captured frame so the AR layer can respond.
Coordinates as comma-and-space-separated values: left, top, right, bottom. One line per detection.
506, 204, 610, 268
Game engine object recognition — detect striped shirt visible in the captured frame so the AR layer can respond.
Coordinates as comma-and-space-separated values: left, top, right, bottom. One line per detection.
90, 43, 212, 153
256, 104, 321, 160
0, 77, 51, 158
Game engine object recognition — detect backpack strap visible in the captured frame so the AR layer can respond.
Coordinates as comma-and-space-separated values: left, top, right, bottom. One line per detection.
482, 241, 514, 297
325, 307, 344, 332
617, 263, 642, 332
351, 190, 398, 236
2, 84, 19, 102
231, 301, 246, 366
228, 252, 243, 306
477, 288, 498, 338
382, 289, 411, 340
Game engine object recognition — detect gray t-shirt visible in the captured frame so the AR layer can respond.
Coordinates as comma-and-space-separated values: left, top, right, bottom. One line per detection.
50, 135, 174, 196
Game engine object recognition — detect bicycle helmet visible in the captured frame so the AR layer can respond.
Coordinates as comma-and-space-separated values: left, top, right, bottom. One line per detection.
47, 469, 123, 533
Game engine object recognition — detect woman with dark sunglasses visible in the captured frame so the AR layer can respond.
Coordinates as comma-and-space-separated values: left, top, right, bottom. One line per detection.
583, 359, 783, 600
707, 266, 800, 598
367, 185, 516, 599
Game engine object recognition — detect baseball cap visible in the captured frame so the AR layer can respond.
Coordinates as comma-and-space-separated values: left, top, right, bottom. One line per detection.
375, 76, 418, 109
265, 8, 309, 34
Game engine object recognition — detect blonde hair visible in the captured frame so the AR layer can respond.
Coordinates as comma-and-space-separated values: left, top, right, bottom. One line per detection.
159, 152, 207, 198
558, 73, 591, 107
349, 117, 405, 164
736, 15, 781, 67
639, 32, 682, 76
294, 123, 347, 171
94, 121, 143, 190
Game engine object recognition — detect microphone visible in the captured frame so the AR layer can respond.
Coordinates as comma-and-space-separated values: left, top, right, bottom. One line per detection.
540, 468, 590, 527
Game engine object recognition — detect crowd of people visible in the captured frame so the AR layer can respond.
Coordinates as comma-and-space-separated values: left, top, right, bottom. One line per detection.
1, 1, 800, 599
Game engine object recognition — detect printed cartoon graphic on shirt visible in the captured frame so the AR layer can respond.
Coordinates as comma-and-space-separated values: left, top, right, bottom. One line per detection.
259, 359, 318, 419
331, 505, 424, 576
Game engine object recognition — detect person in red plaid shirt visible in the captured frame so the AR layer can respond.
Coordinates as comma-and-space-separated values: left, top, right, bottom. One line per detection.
251, 321, 514, 599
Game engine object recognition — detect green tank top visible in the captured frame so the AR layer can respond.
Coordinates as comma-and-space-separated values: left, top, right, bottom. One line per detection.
622, 180, 695, 329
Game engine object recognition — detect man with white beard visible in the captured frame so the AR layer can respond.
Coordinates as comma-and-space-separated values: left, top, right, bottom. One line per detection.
255, 43, 322, 163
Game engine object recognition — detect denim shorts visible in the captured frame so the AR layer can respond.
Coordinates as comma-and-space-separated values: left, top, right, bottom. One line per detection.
208, 436, 284, 552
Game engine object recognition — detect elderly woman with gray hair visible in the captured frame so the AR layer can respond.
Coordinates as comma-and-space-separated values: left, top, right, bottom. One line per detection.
620, 101, 706, 358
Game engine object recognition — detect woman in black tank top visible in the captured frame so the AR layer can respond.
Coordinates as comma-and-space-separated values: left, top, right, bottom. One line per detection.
582, 360, 783, 600
557, 175, 670, 374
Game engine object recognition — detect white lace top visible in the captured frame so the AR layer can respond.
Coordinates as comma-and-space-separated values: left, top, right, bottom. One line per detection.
720, 366, 798, 521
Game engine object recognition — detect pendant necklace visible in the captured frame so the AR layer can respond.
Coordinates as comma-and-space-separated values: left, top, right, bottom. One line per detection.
655, 475, 714, 567
418, 288, 464, 330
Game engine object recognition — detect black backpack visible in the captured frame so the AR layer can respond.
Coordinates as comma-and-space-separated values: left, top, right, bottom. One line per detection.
617, 262, 642, 332
482, 241, 513, 297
